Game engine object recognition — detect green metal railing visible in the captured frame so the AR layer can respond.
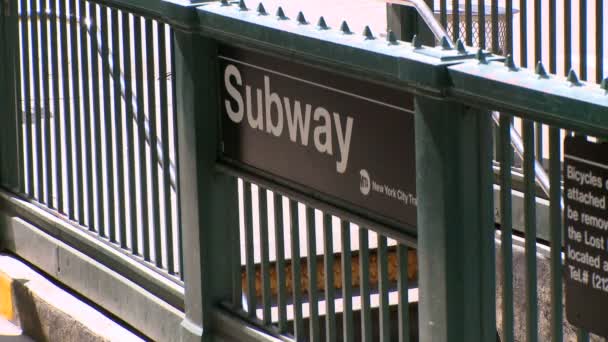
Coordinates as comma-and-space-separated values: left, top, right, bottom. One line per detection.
2, 0, 608, 341
6, 0, 183, 301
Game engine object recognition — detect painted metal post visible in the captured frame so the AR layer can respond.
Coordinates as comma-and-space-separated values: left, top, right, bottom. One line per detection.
173, 31, 239, 342
0, 0, 20, 192
414, 96, 495, 342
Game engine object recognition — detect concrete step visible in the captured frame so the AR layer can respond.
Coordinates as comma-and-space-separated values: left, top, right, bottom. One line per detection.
0, 318, 33, 342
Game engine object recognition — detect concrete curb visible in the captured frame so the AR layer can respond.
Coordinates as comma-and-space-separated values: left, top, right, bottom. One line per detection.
0, 254, 145, 342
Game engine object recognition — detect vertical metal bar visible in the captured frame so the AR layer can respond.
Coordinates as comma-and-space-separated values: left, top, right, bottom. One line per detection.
49, 0, 61, 211
289, 199, 304, 340
549, 127, 563, 342
169, 31, 182, 280
596, 0, 603, 83
500, 114, 514, 342
519, 0, 527, 67
478, 0, 485, 49
243, 182, 256, 318
465, 0, 472, 46
79, 0, 92, 229
69, 0, 82, 223
359, 228, 372, 342
506, 0, 513, 55
110, 7, 125, 247
451, 0, 459, 42
564, 0, 572, 75
323, 213, 336, 342
549, 0, 557, 73
306, 207, 320, 342
340, 221, 354, 342
89, 1, 103, 234
273, 194, 287, 331
535, 123, 543, 163
579, 0, 587, 80
134, 15, 149, 258
439, 0, 446, 28
14, 0, 25, 194
100, 5, 115, 240
40, 0, 52, 207
523, 119, 538, 342
145, 18, 161, 264
398, 245, 410, 342
31, 0, 44, 202
20, 0, 33, 197
231, 180, 242, 309
123, 11, 137, 251
60, 0, 73, 216
158, 23, 174, 272
258, 187, 271, 325
378, 235, 390, 342
490, 0, 498, 53
534, 0, 541, 64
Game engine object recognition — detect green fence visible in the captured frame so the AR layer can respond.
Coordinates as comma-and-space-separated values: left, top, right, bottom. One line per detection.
1, 0, 608, 341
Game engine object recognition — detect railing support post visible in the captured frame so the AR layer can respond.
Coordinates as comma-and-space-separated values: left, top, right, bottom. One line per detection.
0, 0, 20, 192
414, 96, 495, 341
386, 0, 435, 45
174, 31, 239, 342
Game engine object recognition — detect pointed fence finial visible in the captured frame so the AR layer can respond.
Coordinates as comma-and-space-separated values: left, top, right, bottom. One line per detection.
340, 21, 352, 34
220, 0, 230, 6
412, 35, 422, 49
535, 61, 549, 78
567, 69, 581, 86
296, 11, 307, 24
440, 36, 452, 50
387, 30, 398, 45
238, 0, 247, 10
456, 39, 466, 54
276, 6, 287, 20
363, 26, 374, 40
476, 48, 486, 63
601, 78, 608, 93
317, 16, 328, 30
257, 3, 267, 15
504, 54, 517, 70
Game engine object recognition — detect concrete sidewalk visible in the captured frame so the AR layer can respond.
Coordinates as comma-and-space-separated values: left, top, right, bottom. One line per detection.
0, 254, 144, 342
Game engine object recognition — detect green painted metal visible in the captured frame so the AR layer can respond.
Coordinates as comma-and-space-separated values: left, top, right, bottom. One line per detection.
596, 0, 603, 83
173, 30, 238, 341
273, 193, 287, 332
79, 0, 93, 230
522, 119, 538, 342
70, 0, 84, 223
101, 5, 114, 239
134, 13, 148, 257
358, 228, 372, 342
579, 0, 587, 80
378, 235, 390, 342
415, 96, 493, 342
243, 181, 256, 318
564, 0, 572, 75
19, 0, 33, 197
289, 199, 304, 341
499, 114, 514, 342
40, 0, 52, 208
340, 221, 354, 342
549, 127, 563, 342
123, 9, 138, 249
110, 6, 126, 247
305, 206, 320, 342
397, 244, 410, 342
158, 22, 175, 273
323, 213, 336, 342
258, 187, 271, 325
90, 1, 103, 234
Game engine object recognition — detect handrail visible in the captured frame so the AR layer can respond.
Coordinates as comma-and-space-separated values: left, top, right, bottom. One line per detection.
382, 0, 453, 48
